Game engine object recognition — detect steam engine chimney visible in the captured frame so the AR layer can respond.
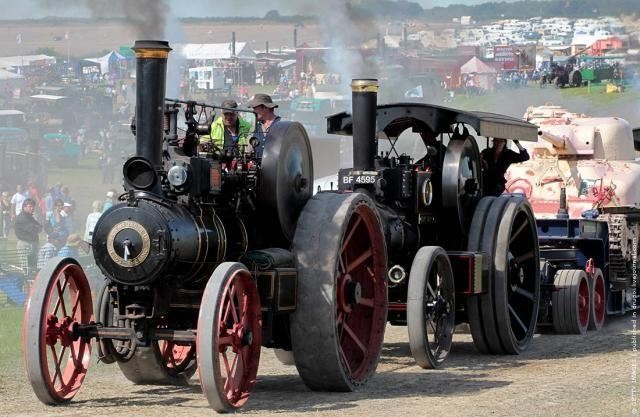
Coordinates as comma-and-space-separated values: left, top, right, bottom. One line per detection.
351, 79, 378, 171
132, 40, 171, 167
293, 27, 298, 48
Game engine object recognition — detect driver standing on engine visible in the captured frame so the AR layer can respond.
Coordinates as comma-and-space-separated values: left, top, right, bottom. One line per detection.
204, 99, 252, 155
481, 138, 529, 196
248, 93, 281, 158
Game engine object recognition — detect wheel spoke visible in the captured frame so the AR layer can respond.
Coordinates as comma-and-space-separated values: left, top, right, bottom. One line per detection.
54, 277, 69, 317
509, 218, 529, 245
508, 304, 528, 333
50, 345, 62, 387
359, 297, 374, 308
342, 322, 367, 354
340, 216, 363, 254
346, 248, 373, 274
514, 250, 535, 263
514, 286, 534, 302
426, 282, 437, 299
240, 293, 249, 326
70, 291, 82, 320
229, 284, 240, 324
338, 346, 354, 376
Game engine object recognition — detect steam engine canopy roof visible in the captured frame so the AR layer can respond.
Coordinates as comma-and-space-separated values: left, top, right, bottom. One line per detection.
327, 103, 539, 142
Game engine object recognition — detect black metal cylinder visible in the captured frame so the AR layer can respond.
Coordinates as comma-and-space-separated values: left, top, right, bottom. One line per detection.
351, 79, 378, 171
132, 40, 172, 167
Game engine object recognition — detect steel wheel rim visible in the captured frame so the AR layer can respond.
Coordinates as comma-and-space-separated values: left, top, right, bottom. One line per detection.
38, 263, 92, 401
593, 274, 605, 326
578, 278, 589, 328
424, 257, 454, 364
336, 205, 386, 381
215, 269, 261, 408
505, 209, 538, 344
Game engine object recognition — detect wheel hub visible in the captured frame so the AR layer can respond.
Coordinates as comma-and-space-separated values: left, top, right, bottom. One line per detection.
45, 314, 76, 347
508, 253, 525, 291
338, 274, 362, 313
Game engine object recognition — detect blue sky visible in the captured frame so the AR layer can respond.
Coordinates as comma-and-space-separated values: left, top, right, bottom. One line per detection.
2, 0, 525, 20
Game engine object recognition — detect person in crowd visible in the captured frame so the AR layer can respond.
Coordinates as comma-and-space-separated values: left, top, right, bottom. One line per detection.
248, 93, 281, 158
43, 187, 55, 221
48, 199, 69, 242
58, 233, 83, 258
1, 191, 11, 238
84, 200, 103, 243
103, 190, 116, 213
10, 184, 26, 222
202, 99, 252, 155
37, 231, 64, 270
61, 202, 75, 235
14, 198, 42, 276
481, 138, 530, 196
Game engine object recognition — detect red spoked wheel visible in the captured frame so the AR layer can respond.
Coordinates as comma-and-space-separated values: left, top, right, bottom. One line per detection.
588, 268, 606, 331
291, 192, 387, 391
197, 262, 262, 413
23, 257, 93, 404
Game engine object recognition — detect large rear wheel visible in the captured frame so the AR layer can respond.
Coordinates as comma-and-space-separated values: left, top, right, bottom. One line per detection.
291, 192, 387, 391
407, 246, 455, 369
23, 257, 93, 404
197, 262, 262, 413
467, 195, 540, 354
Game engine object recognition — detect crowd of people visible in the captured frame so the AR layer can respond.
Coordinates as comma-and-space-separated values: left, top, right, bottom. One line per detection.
0, 181, 118, 280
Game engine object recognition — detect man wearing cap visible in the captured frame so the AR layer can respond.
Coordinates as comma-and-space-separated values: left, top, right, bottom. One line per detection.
203, 99, 252, 155
248, 93, 281, 158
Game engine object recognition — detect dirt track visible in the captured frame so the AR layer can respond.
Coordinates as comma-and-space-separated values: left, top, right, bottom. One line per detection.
1, 315, 634, 417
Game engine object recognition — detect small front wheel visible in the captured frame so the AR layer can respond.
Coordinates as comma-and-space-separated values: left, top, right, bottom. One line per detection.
23, 257, 93, 404
197, 262, 262, 413
407, 246, 455, 369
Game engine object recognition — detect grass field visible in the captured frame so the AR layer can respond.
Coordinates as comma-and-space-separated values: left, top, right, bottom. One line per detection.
0, 307, 23, 372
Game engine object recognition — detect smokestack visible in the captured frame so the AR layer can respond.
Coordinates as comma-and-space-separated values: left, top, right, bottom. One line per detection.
351, 79, 378, 171
293, 27, 298, 48
266, 40, 270, 55
231, 32, 236, 56
132, 40, 171, 167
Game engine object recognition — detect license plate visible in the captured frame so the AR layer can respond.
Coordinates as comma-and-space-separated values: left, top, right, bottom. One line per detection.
341, 173, 378, 185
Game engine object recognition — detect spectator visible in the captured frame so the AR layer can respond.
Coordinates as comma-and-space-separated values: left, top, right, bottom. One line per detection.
37, 231, 64, 270
61, 202, 75, 235
43, 187, 55, 221
103, 190, 117, 213
1, 191, 11, 238
84, 200, 103, 243
11, 184, 26, 221
48, 199, 69, 242
58, 233, 82, 258
14, 198, 42, 276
